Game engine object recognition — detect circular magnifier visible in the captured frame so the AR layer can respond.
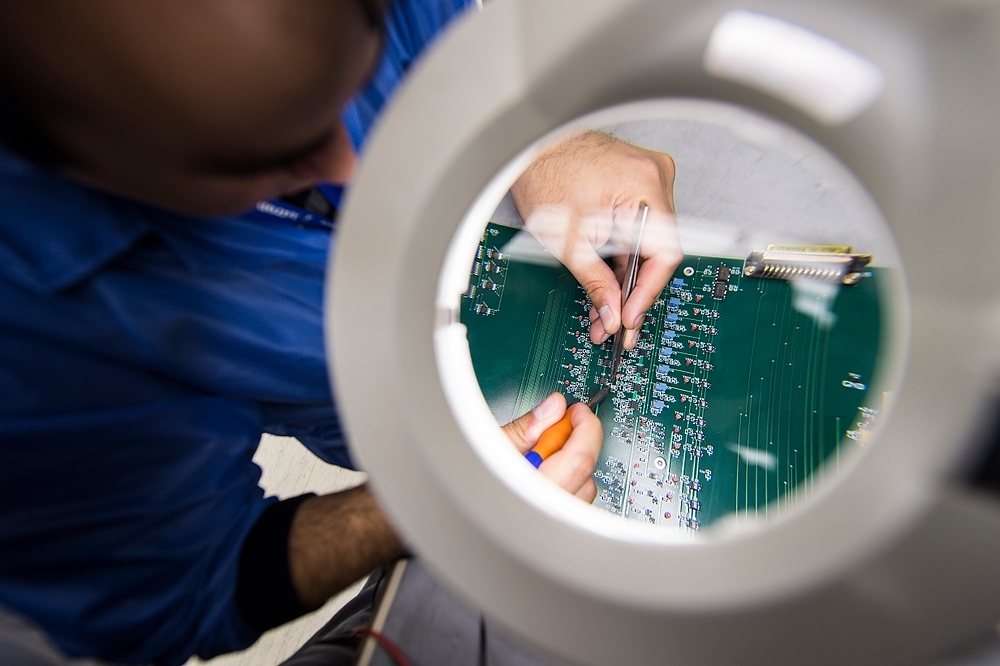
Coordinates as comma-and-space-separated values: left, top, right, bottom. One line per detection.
438, 98, 907, 542
329, 2, 1000, 664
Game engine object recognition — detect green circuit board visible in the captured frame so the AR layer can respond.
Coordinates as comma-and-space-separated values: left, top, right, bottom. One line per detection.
462, 223, 882, 531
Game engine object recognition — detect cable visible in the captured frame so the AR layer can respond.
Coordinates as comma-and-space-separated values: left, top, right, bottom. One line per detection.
479, 616, 488, 666
352, 626, 413, 666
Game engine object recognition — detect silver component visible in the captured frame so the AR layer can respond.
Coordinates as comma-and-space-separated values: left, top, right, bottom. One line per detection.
742, 250, 872, 285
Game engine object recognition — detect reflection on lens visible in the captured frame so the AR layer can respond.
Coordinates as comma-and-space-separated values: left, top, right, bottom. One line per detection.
454, 100, 899, 533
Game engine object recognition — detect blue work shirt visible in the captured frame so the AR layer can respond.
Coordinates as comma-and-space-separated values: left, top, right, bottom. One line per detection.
0, 1, 474, 664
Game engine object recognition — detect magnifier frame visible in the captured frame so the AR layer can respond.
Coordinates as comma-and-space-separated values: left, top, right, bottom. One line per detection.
431, 96, 912, 605
328, 0, 1000, 663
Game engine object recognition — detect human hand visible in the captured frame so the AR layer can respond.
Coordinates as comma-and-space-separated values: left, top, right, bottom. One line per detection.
501, 392, 603, 502
511, 131, 681, 350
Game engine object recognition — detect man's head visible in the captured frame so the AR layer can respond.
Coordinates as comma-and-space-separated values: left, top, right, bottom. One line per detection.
0, 0, 384, 215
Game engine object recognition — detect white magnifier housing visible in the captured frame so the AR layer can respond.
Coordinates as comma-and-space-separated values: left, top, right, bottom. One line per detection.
327, 1, 1000, 664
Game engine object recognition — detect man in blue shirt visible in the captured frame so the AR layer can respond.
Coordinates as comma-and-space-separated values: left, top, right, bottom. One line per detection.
0, 1, 679, 664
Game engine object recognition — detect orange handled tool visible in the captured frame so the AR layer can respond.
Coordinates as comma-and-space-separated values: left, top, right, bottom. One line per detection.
525, 387, 609, 468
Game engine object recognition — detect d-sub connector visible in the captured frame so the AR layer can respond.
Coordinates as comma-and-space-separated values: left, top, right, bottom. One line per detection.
743, 247, 872, 285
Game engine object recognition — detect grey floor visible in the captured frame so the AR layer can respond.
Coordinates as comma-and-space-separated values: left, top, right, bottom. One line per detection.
184, 435, 367, 666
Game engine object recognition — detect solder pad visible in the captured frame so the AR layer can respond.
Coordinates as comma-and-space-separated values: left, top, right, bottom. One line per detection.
461, 223, 882, 532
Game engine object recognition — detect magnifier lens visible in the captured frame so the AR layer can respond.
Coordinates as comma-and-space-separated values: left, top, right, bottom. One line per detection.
443, 99, 904, 536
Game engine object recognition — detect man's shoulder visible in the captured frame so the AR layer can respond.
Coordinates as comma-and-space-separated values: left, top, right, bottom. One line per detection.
0, 147, 151, 295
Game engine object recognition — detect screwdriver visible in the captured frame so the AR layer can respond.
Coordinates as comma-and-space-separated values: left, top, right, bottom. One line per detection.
524, 387, 610, 468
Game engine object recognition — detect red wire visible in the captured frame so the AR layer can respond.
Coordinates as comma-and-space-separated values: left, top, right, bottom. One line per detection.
353, 626, 414, 666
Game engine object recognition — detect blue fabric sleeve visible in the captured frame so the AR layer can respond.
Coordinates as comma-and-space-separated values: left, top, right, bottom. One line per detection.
0, 398, 268, 665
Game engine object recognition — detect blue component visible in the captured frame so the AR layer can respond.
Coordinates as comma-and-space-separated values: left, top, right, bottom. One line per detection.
650, 400, 665, 414
669, 297, 681, 307
671, 278, 685, 288
525, 451, 544, 468
657, 365, 671, 377
654, 383, 668, 394
667, 313, 678, 323
659, 347, 673, 357
663, 330, 676, 340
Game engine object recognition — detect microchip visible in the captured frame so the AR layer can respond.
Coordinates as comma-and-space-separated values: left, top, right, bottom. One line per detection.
716, 265, 731, 282
712, 281, 727, 300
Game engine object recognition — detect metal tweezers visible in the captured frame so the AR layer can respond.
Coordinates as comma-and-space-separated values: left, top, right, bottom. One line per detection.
609, 202, 648, 383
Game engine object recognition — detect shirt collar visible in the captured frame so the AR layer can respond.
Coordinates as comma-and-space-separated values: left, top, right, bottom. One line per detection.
0, 146, 151, 294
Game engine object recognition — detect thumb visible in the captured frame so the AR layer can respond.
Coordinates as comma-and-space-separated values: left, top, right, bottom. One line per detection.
501, 393, 567, 454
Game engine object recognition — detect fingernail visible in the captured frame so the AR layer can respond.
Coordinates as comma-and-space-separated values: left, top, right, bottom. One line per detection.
599, 305, 616, 331
600, 332, 611, 343
626, 328, 638, 348
532, 393, 561, 421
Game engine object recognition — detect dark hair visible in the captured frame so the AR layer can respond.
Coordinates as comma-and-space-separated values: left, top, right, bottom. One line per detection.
0, 80, 67, 167
354, 0, 387, 33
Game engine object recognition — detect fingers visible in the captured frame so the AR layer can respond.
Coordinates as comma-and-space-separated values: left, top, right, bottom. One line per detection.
501, 395, 602, 501
574, 250, 623, 341
575, 478, 598, 503
538, 403, 603, 497
621, 209, 683, 336
515, 136, 681, 353
500, 392, 567, 455
524, 206, 621, 340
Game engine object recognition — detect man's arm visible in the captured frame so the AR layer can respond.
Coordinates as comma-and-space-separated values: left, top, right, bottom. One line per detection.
239, 393, 603, 629
236, 485, 403, 632
288, 486, 404, 610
